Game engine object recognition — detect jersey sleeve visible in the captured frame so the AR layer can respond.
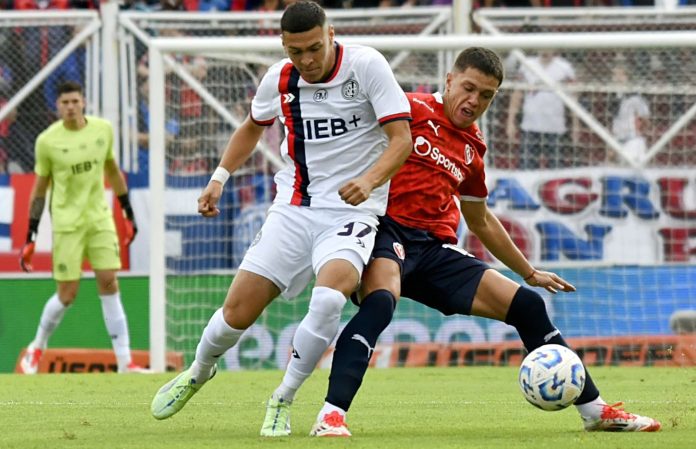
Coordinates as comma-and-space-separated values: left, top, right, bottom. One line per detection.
250, 62, 282, 126
360, 49, 411, 125
34, 134, 51, 177
458, 167, 488, 202
105, 121, 115, 161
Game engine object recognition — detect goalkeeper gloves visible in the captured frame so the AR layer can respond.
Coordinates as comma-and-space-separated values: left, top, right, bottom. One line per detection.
19, 218, 39, 272
118, 193, 138, 247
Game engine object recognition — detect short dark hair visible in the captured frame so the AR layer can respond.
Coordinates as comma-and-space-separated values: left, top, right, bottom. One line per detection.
453, 47, 504, 87
281, 1, 326, 34
57, 81, 84, 97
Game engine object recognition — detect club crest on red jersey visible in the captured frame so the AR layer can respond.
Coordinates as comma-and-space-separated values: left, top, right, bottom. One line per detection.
393, 242, 406, 260
465, 144, 475, 165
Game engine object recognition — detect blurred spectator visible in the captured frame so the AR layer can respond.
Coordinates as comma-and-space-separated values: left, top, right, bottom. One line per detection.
483, 0, 541, 6
133, 76, 180, 184
0, 105, 34, 173
506, 49, 579, 169
120, 0, 162, 9
610, 63, 651, 166
183, 0, 231, 10
44, 45, 85, 115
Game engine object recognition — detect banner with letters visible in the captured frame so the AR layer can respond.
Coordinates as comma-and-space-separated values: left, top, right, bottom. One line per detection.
465, 167, 696, 265
1, 169, 695, 271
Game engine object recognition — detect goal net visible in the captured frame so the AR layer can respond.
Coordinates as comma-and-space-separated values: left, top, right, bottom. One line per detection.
142, 12, 696, 372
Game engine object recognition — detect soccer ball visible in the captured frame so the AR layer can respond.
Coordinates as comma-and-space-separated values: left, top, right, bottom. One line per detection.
518, 344, 586, 411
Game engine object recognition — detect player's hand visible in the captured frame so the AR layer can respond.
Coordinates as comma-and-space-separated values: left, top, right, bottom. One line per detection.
339, 177, 373, 206
117, 193, 138, 247
525, 269, 576, 294
19, 241, 35, 272
198, 181, 223, 217
123, 218, 138, 247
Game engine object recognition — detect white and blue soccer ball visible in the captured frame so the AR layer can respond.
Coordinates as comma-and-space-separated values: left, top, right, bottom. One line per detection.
518, 344, 586, 411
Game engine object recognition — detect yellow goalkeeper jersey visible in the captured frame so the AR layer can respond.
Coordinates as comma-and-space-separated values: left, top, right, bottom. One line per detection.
34, 116, 116, 233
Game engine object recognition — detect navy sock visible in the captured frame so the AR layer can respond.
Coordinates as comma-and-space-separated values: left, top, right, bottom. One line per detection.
326, 289, 396, 411
505, 287, 600, 405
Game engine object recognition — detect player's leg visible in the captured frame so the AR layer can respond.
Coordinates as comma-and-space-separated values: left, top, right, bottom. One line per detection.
310, 257, 399, 437
264, 210, 376, 437
151, 269, 280, 420
94, 269, 141, 373
89, 226, 140, 373
19, 231, 83, 375
152, 205, 310, 421
312, 218, 408, 436
471, 270, 659, 432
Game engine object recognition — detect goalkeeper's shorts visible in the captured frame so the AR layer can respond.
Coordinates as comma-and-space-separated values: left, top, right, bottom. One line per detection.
52, 224, 121, 281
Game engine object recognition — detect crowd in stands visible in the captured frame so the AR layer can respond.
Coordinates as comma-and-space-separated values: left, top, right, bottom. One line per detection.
3, 0, 696, 11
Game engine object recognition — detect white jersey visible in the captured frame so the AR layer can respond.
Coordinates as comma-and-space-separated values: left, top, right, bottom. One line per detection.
250, 43, 411, 216
519, 56, 576, 135
612, 94, 650, 142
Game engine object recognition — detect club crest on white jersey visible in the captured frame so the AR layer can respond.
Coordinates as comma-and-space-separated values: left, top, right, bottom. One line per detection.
250, 43, 411, 215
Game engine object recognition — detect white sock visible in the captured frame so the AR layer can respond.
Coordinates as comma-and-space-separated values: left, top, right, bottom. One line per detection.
192, 308, 244, 381
276, 287, 346, 402
317, 402, 346, 421
33, 293, 68, 349
100, 292, 132, 371
575, 395, 607, 419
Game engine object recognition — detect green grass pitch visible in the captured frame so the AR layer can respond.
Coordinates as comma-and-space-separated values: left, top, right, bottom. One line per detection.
0, 367, 693, 449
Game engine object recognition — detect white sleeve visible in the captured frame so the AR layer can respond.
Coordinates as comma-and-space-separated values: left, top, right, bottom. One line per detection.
250, 62, 282, 126
360, 49, 411, 124
562, 58, 576, 82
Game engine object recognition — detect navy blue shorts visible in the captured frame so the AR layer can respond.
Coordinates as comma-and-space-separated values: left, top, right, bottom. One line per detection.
371, 215, 490, 316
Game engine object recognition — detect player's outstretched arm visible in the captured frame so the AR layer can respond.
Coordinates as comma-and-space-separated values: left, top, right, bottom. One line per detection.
105, 158, 138, 246
461, 200, 575, 294
20, 176, 50, 272
339, 120, 412, 206
198, 116, 266, 217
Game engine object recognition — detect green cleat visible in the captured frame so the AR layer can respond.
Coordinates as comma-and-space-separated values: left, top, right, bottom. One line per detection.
150, 365, 216, 420
260, 395, 292, 437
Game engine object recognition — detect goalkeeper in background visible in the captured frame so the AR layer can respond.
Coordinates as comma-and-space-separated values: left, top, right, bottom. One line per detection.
18, 81, 146, 374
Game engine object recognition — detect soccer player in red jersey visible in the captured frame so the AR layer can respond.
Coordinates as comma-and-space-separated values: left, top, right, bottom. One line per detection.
310, 47, 661, 437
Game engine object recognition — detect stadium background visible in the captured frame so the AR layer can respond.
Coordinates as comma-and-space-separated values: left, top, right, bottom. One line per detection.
1, 2, 695, 373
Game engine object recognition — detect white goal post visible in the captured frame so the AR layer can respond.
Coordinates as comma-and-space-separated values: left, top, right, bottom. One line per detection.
147, 32, 696, 372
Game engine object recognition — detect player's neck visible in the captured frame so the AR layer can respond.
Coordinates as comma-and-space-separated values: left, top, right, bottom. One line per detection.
62, 116, 87, 131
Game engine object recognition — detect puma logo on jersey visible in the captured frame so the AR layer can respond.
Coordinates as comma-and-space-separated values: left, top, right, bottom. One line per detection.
412, 97, 434, 113
282, 93, 295, 103
351, 334, 374, 359
427, 120, 440, 136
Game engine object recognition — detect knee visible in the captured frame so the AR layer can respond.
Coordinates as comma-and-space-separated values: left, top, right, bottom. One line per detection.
97, 277, 119, 295
57, 285, 78, 305
504, 287, 549, 327
222, 300, 253, 330
309, 286, 346, 319
59, 295, 76, 307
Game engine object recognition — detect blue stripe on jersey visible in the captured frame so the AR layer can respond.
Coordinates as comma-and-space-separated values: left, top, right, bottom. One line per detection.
287, 67, 311, 207
0, 223, 9, 237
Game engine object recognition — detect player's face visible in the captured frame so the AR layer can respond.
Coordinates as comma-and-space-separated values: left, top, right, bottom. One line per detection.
444, 67, 499, 129
56, 91, 86, 124
282, 25, 336, 83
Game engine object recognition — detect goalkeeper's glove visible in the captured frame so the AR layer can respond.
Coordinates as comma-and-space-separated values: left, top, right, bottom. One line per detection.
118, 193, 138, 247
19, 218, 39, 272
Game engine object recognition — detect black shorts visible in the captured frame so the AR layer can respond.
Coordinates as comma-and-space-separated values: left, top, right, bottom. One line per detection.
372, 215, 490, 316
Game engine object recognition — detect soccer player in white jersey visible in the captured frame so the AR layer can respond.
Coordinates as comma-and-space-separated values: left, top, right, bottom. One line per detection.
150, 1, 412, 430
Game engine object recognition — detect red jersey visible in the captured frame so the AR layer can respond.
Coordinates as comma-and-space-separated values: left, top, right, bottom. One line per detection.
386, 92, 488, 243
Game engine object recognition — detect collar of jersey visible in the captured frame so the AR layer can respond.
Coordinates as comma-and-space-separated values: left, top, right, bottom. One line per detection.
315, 42, 343, 84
